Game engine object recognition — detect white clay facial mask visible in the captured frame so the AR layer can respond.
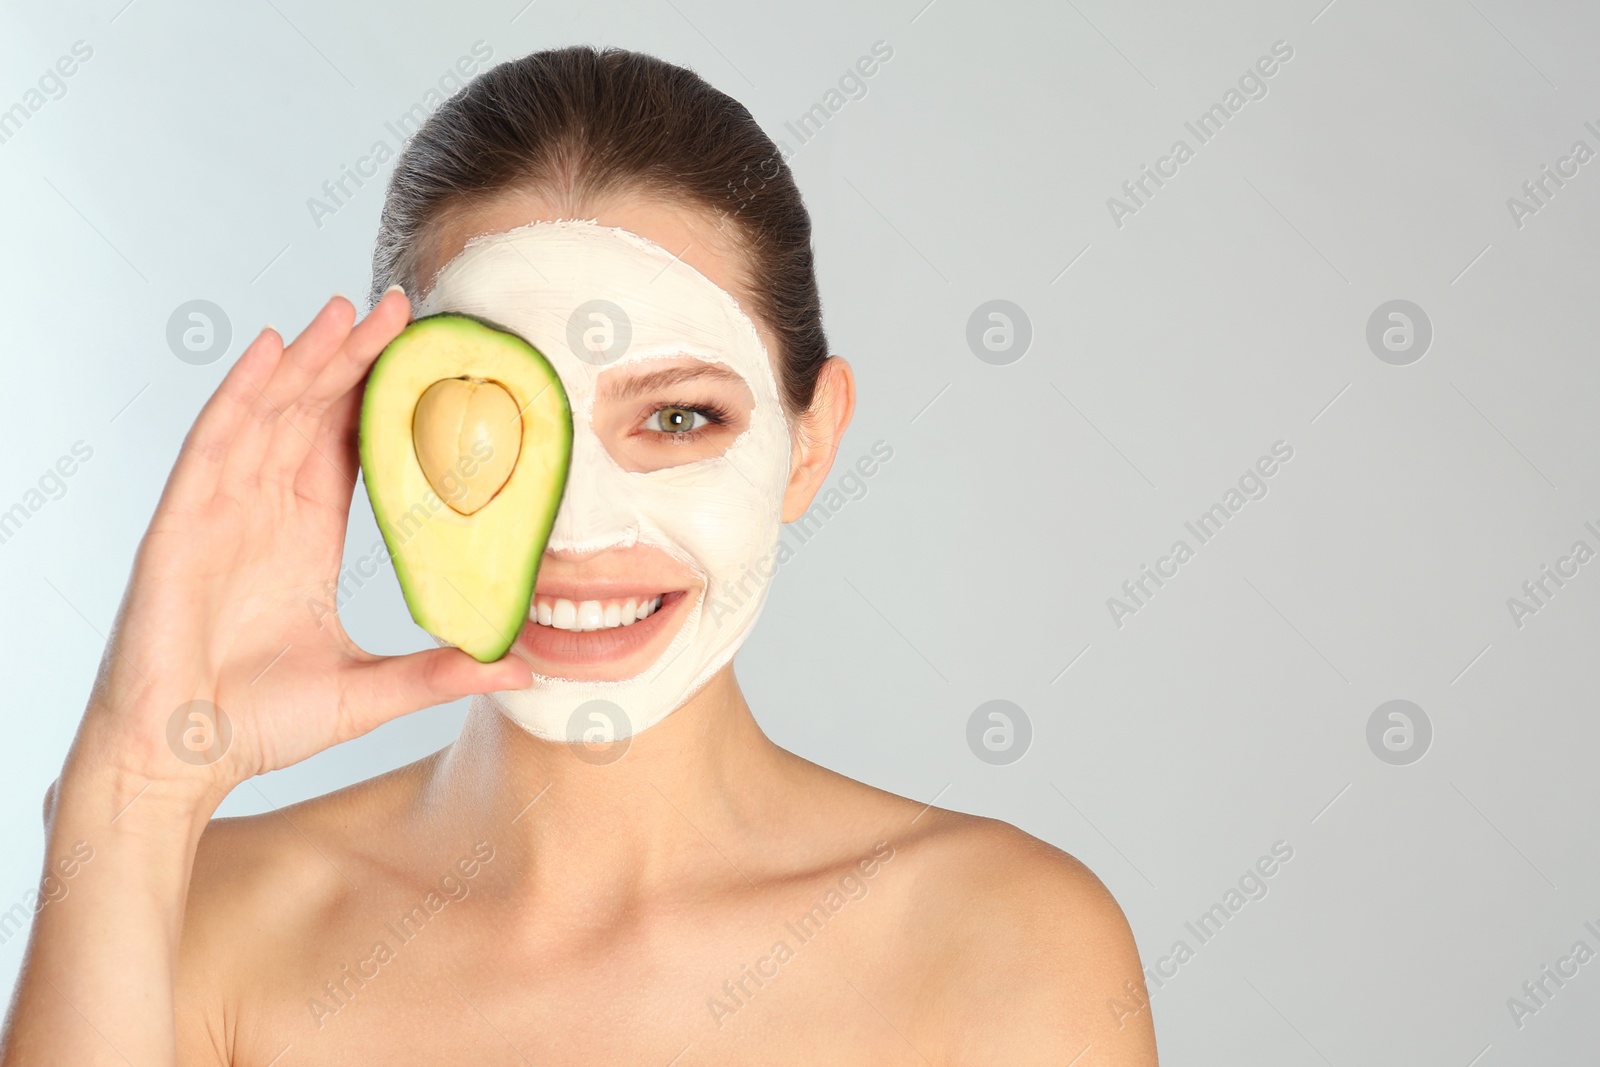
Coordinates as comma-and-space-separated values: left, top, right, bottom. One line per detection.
415, 219, 792, 741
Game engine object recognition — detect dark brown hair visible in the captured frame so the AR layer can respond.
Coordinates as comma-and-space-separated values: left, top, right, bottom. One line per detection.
368, 45, 829, 417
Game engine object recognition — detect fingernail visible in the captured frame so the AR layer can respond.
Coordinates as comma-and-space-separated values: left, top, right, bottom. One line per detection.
385, 283, 406, 297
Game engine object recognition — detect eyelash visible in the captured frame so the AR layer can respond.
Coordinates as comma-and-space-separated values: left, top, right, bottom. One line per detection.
641, 400, 735, 443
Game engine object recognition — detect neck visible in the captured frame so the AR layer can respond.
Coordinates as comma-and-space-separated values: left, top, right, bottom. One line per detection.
421, 664, 789, 902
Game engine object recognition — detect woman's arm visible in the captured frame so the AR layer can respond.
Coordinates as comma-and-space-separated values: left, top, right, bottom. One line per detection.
0, 292, 531, 1065
3, 768, 219, 1065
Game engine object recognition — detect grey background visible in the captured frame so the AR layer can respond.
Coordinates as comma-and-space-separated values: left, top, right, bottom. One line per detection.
3, 0, 1598, 1060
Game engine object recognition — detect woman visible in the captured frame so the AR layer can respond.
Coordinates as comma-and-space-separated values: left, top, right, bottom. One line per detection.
1, 46, 1158, 1065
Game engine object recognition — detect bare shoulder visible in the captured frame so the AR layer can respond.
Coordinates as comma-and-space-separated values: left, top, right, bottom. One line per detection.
174, 761, 428, 1057
183, 757, 431, 935
795, 763, 1160, 1066
901, 809, 1159, 1064
774, 753, 1157, 1061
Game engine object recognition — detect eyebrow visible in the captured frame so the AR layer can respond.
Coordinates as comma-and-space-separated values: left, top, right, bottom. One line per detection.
601, 361, 747, 401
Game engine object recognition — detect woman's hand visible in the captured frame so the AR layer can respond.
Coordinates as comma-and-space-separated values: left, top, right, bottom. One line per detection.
66, 289, 532, 805
0, 290, 535, 1067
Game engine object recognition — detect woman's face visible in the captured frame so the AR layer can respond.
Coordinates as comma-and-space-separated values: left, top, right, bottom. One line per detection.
409, 194, 796, 740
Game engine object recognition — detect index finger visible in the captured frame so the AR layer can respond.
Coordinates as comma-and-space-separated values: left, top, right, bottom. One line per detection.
299, 285, 413, 411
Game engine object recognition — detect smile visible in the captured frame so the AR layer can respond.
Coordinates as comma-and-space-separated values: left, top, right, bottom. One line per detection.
513, 588, 693, 674
529, 594, 665, 631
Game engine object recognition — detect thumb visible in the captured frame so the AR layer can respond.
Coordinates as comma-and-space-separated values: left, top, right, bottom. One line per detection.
345, 645, 533, 728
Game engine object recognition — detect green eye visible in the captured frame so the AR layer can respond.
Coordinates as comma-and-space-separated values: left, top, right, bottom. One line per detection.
655, 406, 707, 433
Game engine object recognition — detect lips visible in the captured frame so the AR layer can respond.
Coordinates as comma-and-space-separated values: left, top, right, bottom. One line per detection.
514, 589, 691, 672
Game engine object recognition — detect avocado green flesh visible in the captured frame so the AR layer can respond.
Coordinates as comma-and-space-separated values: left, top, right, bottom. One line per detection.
358, 313, 572, 662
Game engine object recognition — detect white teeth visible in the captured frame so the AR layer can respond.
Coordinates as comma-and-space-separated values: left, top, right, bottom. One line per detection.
530, 594, 664, 630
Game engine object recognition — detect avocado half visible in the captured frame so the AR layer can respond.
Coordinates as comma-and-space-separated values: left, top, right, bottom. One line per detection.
358, 313, 572, 662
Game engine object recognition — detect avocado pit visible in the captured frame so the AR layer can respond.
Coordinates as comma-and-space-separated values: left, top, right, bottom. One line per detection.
411, 376, 522, 515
